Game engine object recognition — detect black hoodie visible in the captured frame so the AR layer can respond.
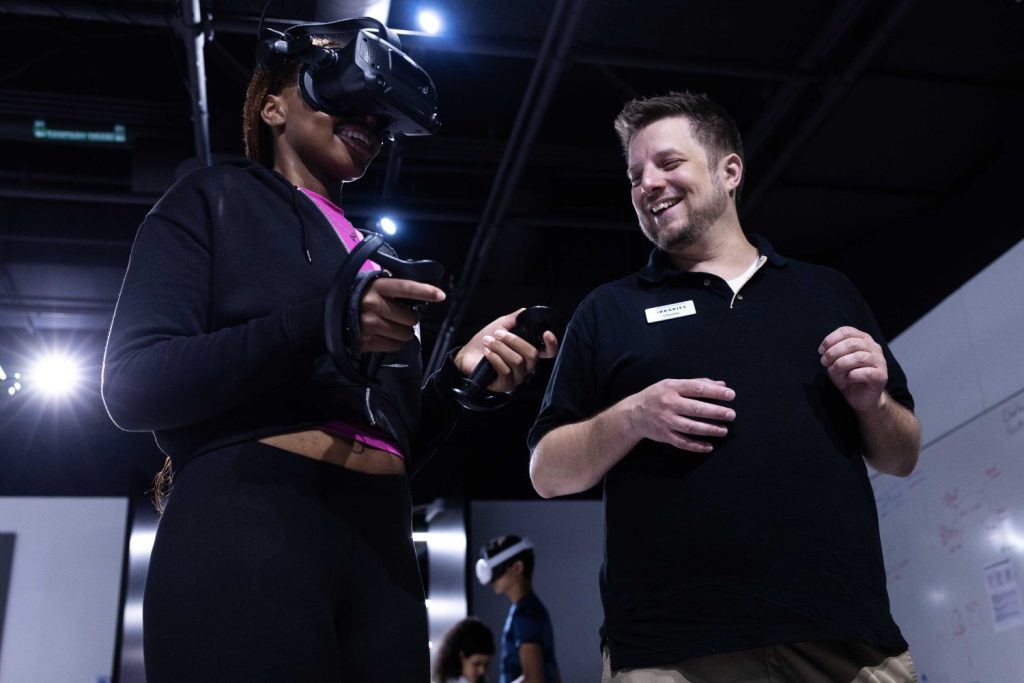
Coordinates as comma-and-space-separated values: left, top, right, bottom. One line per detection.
102, 162, 463, 472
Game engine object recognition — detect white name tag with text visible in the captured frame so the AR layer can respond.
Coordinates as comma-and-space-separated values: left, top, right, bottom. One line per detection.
645, 300, 696, 324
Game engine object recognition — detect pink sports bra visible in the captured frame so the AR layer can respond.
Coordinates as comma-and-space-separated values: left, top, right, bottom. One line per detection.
300, 187, 403, 460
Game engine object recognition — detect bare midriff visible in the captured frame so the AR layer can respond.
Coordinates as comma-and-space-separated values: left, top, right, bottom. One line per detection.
259, 429, 406, 475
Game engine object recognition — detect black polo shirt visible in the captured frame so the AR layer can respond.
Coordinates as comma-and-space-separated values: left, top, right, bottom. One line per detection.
528, 236, 912, 670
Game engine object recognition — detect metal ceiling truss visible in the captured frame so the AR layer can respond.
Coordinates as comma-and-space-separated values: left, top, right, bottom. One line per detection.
742, 0, 920, 212
0, 0, 960, 342
424, 0, 590, 375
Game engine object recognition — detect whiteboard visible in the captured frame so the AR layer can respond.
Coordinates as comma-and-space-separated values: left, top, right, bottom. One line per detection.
0, 497, 128, 683
872, 389, 1024, 683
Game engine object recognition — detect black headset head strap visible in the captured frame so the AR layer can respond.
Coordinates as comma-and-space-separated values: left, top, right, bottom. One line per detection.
255, 14, 401, 71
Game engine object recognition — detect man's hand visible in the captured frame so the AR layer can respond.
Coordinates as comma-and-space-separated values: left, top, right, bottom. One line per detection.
358, 277, 445, 353
531, 377, 736, 497
819, 326, 888, 412
626, 378, 736, 452
820, 326, 921, 476
454, 309, 559, 393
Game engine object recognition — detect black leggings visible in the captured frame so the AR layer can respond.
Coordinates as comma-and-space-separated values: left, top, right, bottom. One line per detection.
143, 441, 429, 682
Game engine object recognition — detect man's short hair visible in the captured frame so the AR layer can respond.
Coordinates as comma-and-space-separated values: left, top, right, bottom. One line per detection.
484, 534, 535, 580
613, 91, 745, 201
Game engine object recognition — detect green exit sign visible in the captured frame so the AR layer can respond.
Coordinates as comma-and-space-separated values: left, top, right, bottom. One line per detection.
32, 119, 127, 144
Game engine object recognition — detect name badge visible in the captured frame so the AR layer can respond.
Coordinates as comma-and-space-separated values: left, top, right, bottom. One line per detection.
645, 300, 696, 324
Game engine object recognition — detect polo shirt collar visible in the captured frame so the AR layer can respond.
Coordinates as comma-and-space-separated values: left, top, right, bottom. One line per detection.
638, 233, 787, 285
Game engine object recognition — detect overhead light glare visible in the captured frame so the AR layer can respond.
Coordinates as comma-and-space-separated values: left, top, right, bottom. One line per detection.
379, 216, 398, 235
417, 10, 443, 35
28, 352, 83, 398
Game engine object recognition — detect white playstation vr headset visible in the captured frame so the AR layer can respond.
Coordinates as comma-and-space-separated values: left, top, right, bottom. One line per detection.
475, 537, 534, 585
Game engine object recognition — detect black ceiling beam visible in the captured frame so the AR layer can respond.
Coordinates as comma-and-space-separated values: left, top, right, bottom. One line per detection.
867, 68, 1024, 93
0, 88, 188, 125
6, 2, 1015, 94
0, 190, 637, 251
743, 0, 871, 164
0, 266, 35, 333
0, 234, 132, 249
742, 0, 920, 213
572, 50, 818, 84
0, 196, 34, 333
0, 2, 826, 83
0, 184, 160, 207
0, 168, 131, 190
424, 0, 590, 375
0, 1, 178, 27
0, 294, 114, 313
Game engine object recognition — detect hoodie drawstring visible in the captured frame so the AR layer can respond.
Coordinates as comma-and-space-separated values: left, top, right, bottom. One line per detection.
291, 187, 313, 264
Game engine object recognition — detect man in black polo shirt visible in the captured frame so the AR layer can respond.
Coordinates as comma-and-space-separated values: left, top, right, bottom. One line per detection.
528, 91, 921, 682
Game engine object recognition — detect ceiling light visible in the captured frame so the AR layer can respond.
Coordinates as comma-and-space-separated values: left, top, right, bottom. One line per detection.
378, 216, 398, 235
417, 10, 443, 35
28, 352, 82, 399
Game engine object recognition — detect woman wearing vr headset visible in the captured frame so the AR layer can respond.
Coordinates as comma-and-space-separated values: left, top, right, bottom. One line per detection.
102, 20, 557, 683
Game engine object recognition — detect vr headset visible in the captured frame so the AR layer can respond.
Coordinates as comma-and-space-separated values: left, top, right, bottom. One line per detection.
475, 538, 534, 585
254, 16, 441, 140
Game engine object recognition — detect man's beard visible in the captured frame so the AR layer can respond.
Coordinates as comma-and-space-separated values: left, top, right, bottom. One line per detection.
642, 179, 729, 252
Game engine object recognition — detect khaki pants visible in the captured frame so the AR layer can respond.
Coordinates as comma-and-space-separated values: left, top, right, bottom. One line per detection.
602, 641, 917, 683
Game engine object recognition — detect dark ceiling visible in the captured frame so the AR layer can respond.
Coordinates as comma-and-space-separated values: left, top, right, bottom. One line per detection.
1, 0, 1022, 503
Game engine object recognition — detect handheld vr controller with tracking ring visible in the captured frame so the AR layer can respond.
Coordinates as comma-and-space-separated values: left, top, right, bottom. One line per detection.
324, 235, 445, 387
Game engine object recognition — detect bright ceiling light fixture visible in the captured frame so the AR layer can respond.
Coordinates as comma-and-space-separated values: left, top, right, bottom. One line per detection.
28, 352, 83, 399
417, 9, 443, 35
378, 216, 398, 235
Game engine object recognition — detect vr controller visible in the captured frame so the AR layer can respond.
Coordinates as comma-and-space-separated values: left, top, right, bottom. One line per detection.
255, 17, 441, 139
324, 234, 444, 386
324, 239, 561, 408
452, 306, 563, 412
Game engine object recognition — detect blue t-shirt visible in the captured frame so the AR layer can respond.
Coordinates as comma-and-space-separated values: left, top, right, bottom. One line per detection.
500, 592, 558, 683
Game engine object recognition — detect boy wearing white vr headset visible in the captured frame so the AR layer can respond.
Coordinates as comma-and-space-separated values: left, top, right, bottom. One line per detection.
477, 536, 560, 683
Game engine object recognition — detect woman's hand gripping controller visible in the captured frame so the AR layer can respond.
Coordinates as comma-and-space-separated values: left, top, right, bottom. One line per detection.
325, 234, 445, 386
